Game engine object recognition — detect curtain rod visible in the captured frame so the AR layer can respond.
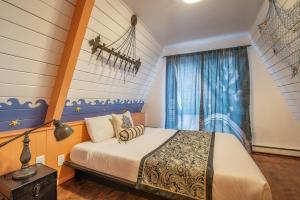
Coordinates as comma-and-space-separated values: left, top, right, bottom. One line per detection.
162, 44, 252, 58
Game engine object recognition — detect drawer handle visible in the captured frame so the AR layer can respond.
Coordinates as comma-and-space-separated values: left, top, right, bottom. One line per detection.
32, 183, 41, 199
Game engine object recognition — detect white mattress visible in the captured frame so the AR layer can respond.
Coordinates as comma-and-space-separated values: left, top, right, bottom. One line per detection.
70, 127, 272, 200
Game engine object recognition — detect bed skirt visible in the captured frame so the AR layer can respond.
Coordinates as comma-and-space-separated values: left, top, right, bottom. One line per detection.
136, 130, 215, 200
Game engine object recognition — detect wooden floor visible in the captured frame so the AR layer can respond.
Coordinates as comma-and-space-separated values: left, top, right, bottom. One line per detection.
58, 153, 300, 200
252, 153, 300, 200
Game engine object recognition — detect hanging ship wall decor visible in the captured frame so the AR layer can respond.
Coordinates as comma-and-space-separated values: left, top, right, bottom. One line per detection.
89, 15, 141, 82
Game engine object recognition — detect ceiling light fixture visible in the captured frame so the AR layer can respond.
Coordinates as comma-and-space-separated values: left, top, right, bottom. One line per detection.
183, 0, 201, 4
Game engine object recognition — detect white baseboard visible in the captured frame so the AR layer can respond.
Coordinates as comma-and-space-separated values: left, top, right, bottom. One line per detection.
252, 145, 300, 157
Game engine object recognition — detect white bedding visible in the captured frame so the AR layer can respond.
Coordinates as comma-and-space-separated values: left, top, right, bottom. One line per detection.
70, 127, 272, 200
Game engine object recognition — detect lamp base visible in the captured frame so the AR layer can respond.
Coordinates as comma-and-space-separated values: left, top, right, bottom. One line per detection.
12, 166, 37, 180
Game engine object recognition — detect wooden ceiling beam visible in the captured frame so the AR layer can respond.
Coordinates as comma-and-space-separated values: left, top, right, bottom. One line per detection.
45, 0, 95, 122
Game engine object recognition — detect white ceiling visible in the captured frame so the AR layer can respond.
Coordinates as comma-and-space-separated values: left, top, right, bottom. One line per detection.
123, 0, 264, 46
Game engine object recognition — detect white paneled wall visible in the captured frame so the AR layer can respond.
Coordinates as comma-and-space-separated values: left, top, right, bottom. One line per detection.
0, 0, 76, 104
66, 0, 163, 103
250, 0, 300, 120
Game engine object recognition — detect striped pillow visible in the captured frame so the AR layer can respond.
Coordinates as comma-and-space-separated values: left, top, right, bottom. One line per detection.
119, 125, 145, 142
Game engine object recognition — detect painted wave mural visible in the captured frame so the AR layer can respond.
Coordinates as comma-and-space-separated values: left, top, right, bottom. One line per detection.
61, 99, 144, 122
0, 98, 48, 132
0, 98, 144, 132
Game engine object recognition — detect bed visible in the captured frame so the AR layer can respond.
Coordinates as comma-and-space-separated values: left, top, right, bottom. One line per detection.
68, 127, 272, 200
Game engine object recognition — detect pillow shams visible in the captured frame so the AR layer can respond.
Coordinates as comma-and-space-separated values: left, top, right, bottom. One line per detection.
111, 111, 134, 139
85, 115, 114, 143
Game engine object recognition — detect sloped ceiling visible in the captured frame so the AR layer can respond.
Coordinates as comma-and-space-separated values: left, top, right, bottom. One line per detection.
250, 0, 300, 121
0, 0, 163, 131
0, 0, 77, 131
123, 0, 263, 46
66, 0, 163, 103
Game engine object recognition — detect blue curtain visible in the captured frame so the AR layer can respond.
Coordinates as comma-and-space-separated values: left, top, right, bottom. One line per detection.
165, 46, 252, 152
166, 54, 201, 130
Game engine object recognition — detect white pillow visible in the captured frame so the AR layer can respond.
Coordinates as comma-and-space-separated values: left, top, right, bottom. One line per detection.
85, 115, 114, 143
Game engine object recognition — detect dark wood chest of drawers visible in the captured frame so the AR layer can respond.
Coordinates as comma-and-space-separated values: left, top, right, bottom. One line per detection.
0, 164, 57, 200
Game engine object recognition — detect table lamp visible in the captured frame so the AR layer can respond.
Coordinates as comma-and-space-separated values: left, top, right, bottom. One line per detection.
0, 120, 73, 180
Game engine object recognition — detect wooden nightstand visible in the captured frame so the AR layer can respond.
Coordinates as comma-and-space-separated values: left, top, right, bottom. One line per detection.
0, 164, 57, 200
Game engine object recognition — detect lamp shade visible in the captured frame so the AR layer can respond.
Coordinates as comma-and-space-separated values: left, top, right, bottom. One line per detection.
53, 120, 73, 141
